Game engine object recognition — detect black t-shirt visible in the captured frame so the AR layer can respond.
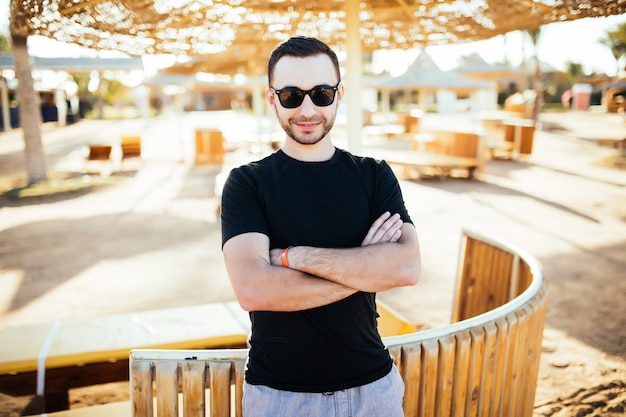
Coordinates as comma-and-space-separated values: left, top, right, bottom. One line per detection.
221, 148, 412, 392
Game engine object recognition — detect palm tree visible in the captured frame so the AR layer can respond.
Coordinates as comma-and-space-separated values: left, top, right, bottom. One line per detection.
9, 0, 48, 184
565, 61, 585, 83
1, 33, 12, 133
0, 33, 11, 53
600, 21, 626, 77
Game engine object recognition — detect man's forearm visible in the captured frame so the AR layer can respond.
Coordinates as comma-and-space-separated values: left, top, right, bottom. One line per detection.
240, 267, 358, 312
283, 224, 420, 292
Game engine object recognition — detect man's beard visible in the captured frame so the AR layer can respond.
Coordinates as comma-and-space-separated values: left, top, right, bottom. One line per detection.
279, 114, 336, 145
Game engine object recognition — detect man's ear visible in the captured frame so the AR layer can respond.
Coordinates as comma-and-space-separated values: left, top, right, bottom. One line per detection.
337, 83, 345, 102
266, 88, 275, 105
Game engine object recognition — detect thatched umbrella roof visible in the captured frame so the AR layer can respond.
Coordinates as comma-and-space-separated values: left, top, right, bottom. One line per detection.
455, 53, 528, 79
10, 1, 626, 57
376, 50, 490, 94
454, 53, 529, 90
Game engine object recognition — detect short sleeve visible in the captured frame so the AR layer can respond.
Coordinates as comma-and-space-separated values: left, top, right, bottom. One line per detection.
373, 160, 413, 225
220, 166, 269, 248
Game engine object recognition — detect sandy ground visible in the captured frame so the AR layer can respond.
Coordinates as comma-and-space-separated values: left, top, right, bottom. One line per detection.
0, 110, 624, 416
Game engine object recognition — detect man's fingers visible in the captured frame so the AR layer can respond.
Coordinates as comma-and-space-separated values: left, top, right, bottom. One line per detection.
362, 212, 402, 246
375, 217, 402, 242
390, 228, 402, 242
361, 211, 391, 246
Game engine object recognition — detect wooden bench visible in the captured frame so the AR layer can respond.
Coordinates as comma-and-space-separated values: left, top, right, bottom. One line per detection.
129, 228, 547, 417
370, 149, 479, 179
87, 145, 113, 162
195, 129, 225, 164
399, 114, 421, 136
364, 112, 422, 141
85, 145, 114, 174
0, 302, 251, 412
120, 135, 142, 160
369, 130, 484, 179
483, 118, 536, 160
596, 136, 626, 154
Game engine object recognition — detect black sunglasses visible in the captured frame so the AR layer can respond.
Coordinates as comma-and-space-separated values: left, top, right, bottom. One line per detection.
270, 83, 341, 109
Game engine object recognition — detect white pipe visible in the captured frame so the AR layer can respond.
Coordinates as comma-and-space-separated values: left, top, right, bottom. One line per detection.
344, 0, 363, 155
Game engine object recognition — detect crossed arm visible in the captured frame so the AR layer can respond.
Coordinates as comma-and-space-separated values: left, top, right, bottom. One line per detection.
222, 212, 421, 312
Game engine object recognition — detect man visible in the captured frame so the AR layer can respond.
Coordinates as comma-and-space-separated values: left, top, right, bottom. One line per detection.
221, 36, 420, 417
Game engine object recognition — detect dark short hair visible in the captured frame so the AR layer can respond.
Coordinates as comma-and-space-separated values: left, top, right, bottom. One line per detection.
267, 36, 341, 86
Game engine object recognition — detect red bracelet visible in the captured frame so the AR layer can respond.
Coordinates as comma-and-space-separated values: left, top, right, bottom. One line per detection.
281, 247, 292, 268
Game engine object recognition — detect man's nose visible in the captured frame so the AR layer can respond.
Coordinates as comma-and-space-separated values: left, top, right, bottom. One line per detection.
299, 94, 317, 116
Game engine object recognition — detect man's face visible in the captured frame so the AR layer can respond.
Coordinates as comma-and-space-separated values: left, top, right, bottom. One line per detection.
268, 54, 343, 145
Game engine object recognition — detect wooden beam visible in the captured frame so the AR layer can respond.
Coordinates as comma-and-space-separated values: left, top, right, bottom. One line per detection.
58, 0, 110, 17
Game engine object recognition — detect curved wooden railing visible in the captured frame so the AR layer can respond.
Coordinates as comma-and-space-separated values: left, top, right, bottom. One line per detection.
130, 228, 547, 417
383, 229, 547, 417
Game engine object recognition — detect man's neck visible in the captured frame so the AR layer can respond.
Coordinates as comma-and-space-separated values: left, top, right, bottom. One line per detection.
282, 137, 336, 162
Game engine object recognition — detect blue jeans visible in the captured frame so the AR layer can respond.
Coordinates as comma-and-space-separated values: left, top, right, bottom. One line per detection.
242, 366, 405, 417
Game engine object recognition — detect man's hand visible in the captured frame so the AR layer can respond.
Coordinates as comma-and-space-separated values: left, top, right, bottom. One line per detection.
361, 212, 402, 246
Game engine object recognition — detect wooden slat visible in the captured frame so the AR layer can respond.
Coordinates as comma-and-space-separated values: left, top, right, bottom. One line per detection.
467, 328, 485, 417
400, 343, 422, 417
479, 241, 494, 315
453, 236, 474, 322
516, 304, 535, 416
516, 260, 533, 296
451, 332, 471, 417
208, 361, 231, 417
509, 254, 521, 300
494, 247, 514, 306
463, 235, 476, 313
436, 336, 456, 417
520, 301, 540, 417
181, 361, 206, 417
478, 322, 498, 417
511, 307, 530, 417
477, 241, 493, 315
523, 292, 547, 417
519, 297, 546, 417
501, 312, 519, 417
478, 241, 494, 315
389, 346, 403, 372
155, 362, 179, 417
420, 340, 439, 417
465, 240, 483, 318
484, 242, 513, 312
233, 359, 246, 417
468, 240, 488, 318
492, 318, 511, 417
130, 360, 153, 417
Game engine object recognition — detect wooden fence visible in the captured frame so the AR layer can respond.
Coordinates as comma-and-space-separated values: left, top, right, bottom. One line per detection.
130, 228, 547, 417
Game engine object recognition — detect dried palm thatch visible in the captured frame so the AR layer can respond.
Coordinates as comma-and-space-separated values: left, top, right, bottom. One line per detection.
10, 0, 626, 57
